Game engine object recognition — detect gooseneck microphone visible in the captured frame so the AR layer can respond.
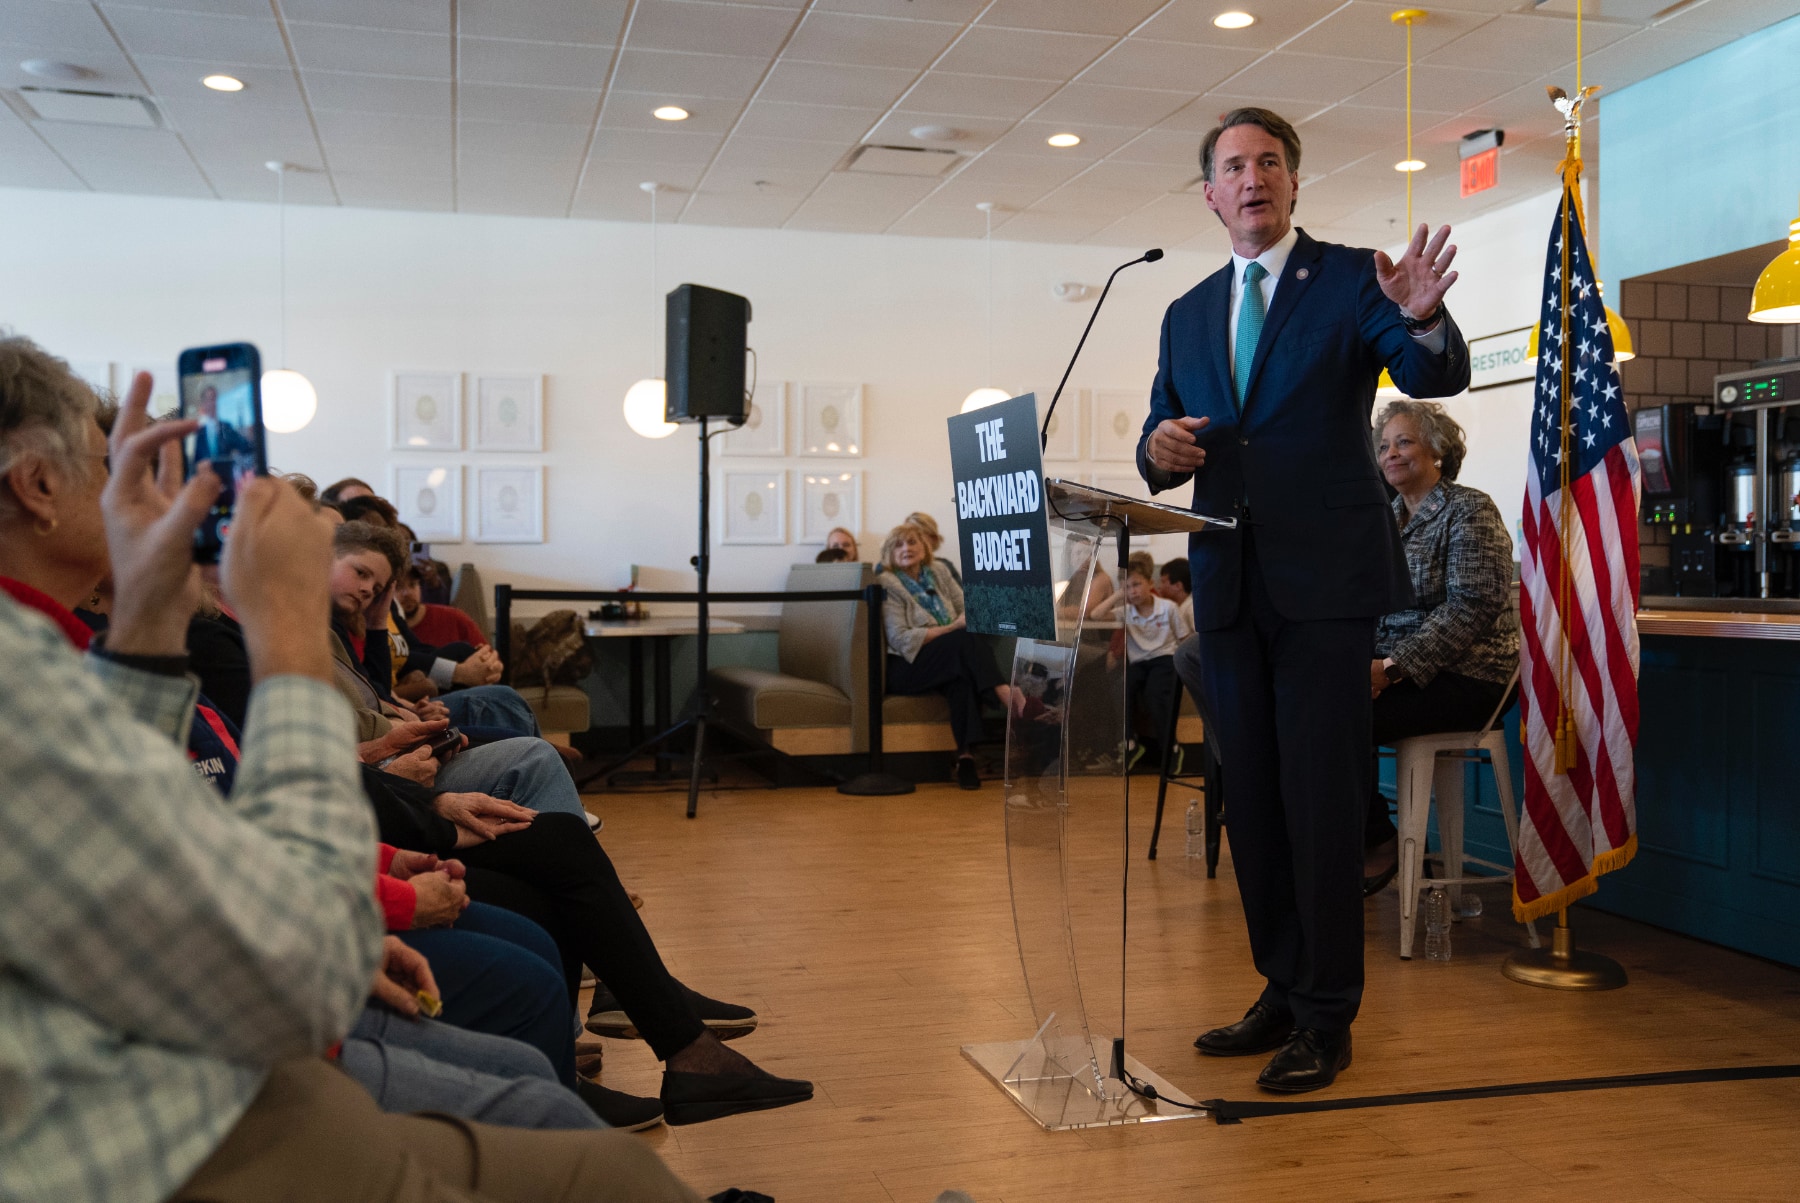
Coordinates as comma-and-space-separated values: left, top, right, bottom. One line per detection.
1040, 248, 1164, 451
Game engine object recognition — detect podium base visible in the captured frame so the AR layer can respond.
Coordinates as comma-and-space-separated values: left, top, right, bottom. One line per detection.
836, 772, 916, 796
962, 1037, 1207, 1130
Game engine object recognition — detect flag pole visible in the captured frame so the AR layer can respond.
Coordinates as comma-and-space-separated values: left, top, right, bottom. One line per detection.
1503, 0, 1628, 991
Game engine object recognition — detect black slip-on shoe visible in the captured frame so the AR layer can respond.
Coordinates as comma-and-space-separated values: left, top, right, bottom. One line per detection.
586, 985, 758, 1041
575, 1077, 665, 1131
1256, 1027, 1352, 1093
1194, 1000, 1294, 1057
956, 756, 981, 790
660, 1068, 814, 1126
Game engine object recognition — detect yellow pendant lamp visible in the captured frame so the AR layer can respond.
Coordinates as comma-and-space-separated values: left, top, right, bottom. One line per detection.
1377, 10, 1427, 401
1749, 196, 1800, 324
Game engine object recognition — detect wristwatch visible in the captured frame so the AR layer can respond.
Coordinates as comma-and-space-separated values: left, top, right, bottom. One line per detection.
1399, 306, 1442, 334
1382, 658, 1406, 684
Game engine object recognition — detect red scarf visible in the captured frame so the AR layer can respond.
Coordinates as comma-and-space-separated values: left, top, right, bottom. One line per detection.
0, 577, 93, 649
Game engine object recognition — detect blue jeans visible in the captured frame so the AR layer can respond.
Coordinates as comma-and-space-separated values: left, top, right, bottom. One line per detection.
341, 1008, 599, 1130
398, 902, 574, 1084
435, 736, 586, 822
443, 685, 540, 737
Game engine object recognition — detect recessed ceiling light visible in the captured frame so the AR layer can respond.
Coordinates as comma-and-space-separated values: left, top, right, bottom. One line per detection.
1395, 158, 1426, 172
1047, 132, 1081, 148
1213, 11, 1256, 29
653, 105, 689, 121
202, 74, 244, 92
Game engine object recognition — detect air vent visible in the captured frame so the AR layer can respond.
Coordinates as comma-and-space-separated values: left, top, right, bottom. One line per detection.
844, 144, 960, 177
17, 86, 161, 128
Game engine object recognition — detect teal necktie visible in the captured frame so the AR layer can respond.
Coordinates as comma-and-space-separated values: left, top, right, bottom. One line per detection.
1234, 260, 1268, 408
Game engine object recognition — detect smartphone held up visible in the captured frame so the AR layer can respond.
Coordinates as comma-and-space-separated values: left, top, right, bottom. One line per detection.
177, 342, 269, 562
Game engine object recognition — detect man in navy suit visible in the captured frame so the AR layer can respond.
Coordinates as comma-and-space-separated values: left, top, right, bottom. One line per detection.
1137, 108, 1468, 1092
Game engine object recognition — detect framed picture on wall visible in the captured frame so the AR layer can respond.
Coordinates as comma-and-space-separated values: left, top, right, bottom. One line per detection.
392, 371, 463, 450
1091, 389, 1144, 462
722, 470, 786, 545
798, 469, 860, 545
473, 465, 543, 543
722, 379, 785, 456
390, 464, 463, 542
798, 383, 863, 457
474, 373, 543, 451
1038, 386, 1082, 461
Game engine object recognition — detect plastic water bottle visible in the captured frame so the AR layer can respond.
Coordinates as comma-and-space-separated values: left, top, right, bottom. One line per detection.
1185, 799, 1203, 860
1424, 886, 1452, 962
1455, 891, 1484, 919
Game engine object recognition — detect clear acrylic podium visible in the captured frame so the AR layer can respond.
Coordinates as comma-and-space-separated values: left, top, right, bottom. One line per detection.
962, 480, 1235, 1130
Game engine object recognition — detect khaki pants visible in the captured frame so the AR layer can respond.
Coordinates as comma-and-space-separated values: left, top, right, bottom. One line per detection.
172, 1059, 702, 1203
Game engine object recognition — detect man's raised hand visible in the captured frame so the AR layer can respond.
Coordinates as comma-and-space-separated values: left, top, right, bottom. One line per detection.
1373, 223, 1458, 321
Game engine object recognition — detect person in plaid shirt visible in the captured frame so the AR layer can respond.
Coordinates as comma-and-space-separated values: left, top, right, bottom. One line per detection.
0, 336, 699, 1203
1362, 400, 1519, 895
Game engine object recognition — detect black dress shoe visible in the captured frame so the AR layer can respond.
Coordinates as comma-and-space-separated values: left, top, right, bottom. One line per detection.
1194, 1000, 1294, 1057
1362, 862, 1399, 897
575, 1078, 665, 1131
1256, 1027, 1352, 1093
660, 1067, 814, 1126
956, 755, 981, 790
586, 984, 758, 1041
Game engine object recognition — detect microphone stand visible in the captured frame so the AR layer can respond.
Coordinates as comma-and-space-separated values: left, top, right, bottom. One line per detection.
1040, 248, 1163, 452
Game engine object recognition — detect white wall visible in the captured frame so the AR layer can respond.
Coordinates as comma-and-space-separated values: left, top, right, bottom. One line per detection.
0, 182, 1554, 590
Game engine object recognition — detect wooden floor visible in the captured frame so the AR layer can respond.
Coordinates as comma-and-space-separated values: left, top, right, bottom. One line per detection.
578, 782, 1800, 1203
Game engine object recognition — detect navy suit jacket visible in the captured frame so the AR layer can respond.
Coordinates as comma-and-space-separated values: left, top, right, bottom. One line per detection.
1136, 228, 1470, 630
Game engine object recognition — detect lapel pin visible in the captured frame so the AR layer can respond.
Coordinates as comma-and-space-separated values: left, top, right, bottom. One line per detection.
1296, 267, 1310, 280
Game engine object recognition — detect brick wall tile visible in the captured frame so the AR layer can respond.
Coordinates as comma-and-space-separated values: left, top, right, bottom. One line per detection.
1621, 278, 1656, 319
1737, 324, 1768, 361
1656, 283, 1688, 320
1671, 321, 1705, 358
1687, 284, 1720, 322
1620, 356, 1656, 393
1704, 323, 1736, 359
1688, 359, 1720, 396
1721, 285, 1753, 321
1657, 357, 1689, 395
1638, 318, 1671, 357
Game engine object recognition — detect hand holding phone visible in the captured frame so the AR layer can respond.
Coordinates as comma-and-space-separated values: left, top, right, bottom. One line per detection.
425, 727, 464, 762
178, 343, 268, 563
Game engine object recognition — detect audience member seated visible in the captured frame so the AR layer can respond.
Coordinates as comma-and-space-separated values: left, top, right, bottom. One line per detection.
399, 551, 493, 650
825, 526, 859, 560
0, 340, 700, 1201
391, 558, 505, 702
877, 521, 1016, 790
903, 511, 960, 582
814, 546, 849, 563
1363, 400, 1520, 895
1157, 556, 1194, 630
322, 474, 377, 504
336, 491, 400, 529
1056, 537, 1116, 620
1101, 560, 1193, 771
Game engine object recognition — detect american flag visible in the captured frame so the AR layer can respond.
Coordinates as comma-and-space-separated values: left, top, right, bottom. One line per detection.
1514, 184, 1641, 923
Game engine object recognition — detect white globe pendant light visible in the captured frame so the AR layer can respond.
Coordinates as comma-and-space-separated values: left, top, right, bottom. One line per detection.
961, 202, 1011, 412
625, 182, 677, 439
960, 387, 1011, 412
261, 161, 317, 433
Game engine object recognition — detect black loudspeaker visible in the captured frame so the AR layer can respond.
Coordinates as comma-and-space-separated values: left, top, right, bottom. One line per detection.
665, 283, 751, 423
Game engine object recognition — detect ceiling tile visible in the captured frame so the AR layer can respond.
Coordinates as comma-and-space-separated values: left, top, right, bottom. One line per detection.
732, 99, 879, 142
686, 162, 820, 196
709, 134, 847, 173
1573, 24, 1740, 87
277, 0, 448, 34
1089, 191, 1218, 248
678, 190, 806, 227
132, 57, 307, 111
933, 26, 1113, 80
602, 92, 739, 136
1214, 52, 1395, 107
788, 172, 942, 230
303, 71, 449, 118
325, 138, 449, 176
5, 0, 133, 54
1070, 157, 1197, 192
334, 170, 455, 211
913, 170, 1056, 211
314, 111, 450, 150
1135, 0, 1349, 50
863, 109, 1011, 149
1342, 63, 1528, 115
977, 0, 1165, 38
458, 82, 600, 124
783, 11, 960, 69
0, 104, 86, 189
589, 125, 725, 165
1282, 3, 1493, 63
939, 151, 1088, 188
577, 159, 707, 194
1031, 82, 1192, 128
287, 23, 451, 78
102, 7, 290, 66
886, 205, 996, 239
812, 0, 984, 20
457, 37, 616, 88
984, 120, 1138, 159
1076, 38, 1261, 92
169, 109, 318, 163
1109, 127, 1206, 167
458, 0, 630, 46
459, 118, 593, 161
1030, 181, 1149, 218
457, 178, 574, 216
991, 208, 1114, 243
609, 49, 768, 98
1658, 0, 1800, 37
1427, 12, 1632, 71
897, 71, 1060, 120
33, 123, 213, 195
459, 143, 584, 181
625, 0, 799, 58
205, 162, 336, 202
758, 59, 916, 108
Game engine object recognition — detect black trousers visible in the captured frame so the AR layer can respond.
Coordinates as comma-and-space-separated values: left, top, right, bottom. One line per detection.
1125, 655, 1177, 747
457, 812, 705, 1062
1182, 530, 1374, 1031
886, 628, 1004, 753
1365, 672, 1510, 847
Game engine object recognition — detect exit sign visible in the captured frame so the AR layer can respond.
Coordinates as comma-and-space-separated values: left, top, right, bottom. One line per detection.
1461, 146, 1499, 197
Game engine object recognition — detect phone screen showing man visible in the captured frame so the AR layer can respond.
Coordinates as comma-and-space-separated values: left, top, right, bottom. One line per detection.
179, 343, 266, 561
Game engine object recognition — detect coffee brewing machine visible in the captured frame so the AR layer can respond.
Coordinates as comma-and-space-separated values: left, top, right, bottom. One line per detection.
1641, 358, 1800, 603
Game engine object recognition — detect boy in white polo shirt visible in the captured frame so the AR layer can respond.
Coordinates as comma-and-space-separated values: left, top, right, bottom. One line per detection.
1106, 562, 1192, 770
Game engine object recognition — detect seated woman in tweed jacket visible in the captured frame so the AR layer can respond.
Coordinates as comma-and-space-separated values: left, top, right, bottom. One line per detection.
877, 521, 1018, 790
1364, 400, 1520, 895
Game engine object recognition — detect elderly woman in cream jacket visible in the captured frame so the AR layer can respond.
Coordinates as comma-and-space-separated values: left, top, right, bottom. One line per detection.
878, 521, 1016, 790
